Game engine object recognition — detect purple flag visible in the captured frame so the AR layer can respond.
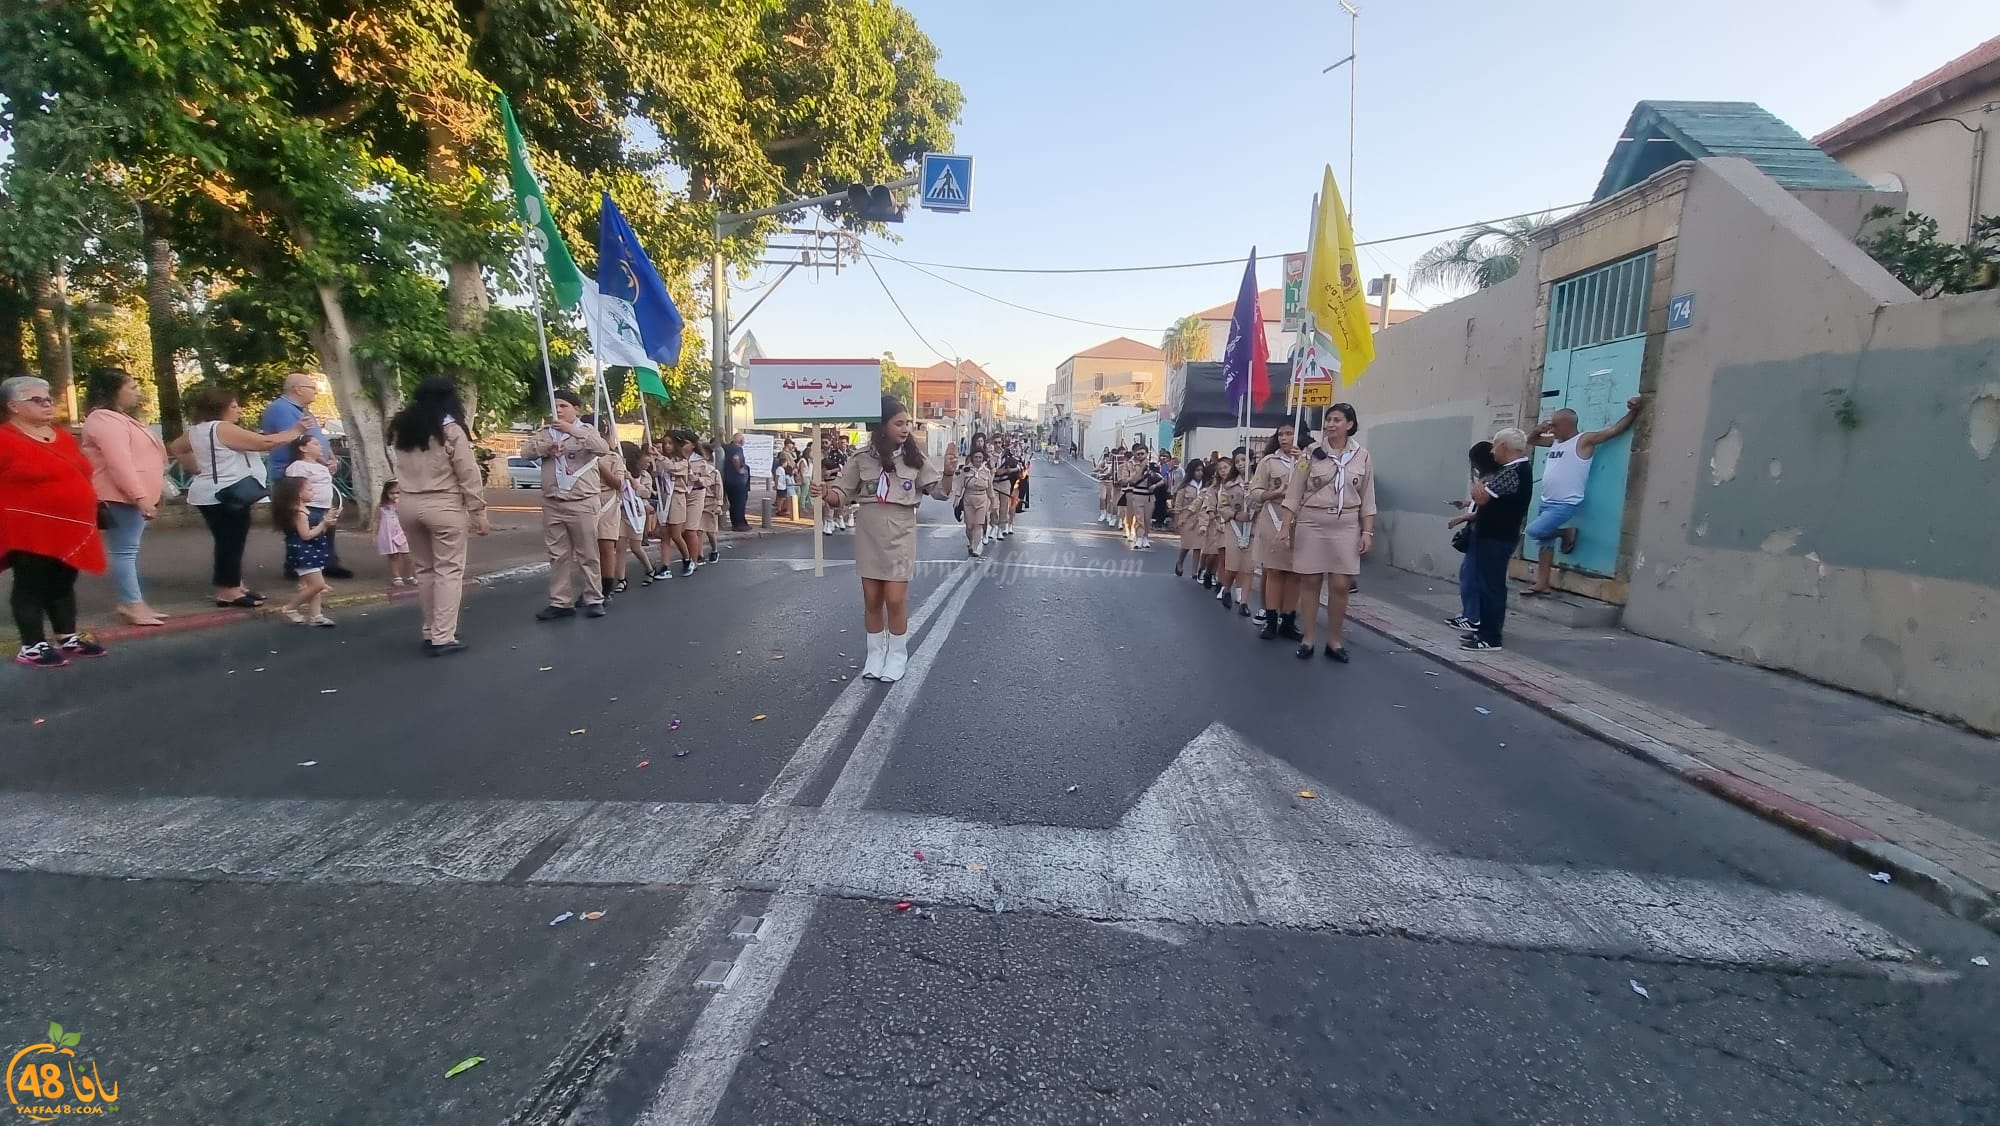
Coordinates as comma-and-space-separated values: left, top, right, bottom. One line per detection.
1220, 249, 1270, 410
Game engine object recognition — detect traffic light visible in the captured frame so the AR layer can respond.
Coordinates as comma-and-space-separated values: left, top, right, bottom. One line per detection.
843, 183, 905, 223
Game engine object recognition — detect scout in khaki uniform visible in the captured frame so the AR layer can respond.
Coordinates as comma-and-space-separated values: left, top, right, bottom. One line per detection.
1122, 450, 1162, 549
1280, 403, 1375, 663
386, 377, 490, 655
1249, 422, 1305, 641
591, 422, 628, 594
1172, 459, 1208, 577
664, 432, 705, 576
1207, 455, 1253, 615
655, 436, 691, 577
520, 389, 612, 619
954, 448, 994, 557
813, 394, 958, 684
1095, 451, 1119, 525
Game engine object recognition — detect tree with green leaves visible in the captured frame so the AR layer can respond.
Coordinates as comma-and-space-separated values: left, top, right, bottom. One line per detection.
1407, 214, 1562, 294
1160, 314, 1210, 370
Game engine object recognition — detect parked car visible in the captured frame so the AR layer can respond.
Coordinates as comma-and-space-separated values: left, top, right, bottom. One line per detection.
506, 456, 541, 488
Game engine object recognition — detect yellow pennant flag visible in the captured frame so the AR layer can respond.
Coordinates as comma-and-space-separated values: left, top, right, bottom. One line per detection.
1304, 165, 1375, 386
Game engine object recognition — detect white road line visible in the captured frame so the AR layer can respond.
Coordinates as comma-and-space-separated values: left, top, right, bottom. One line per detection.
821, 568, 983, 810
753, 563, 969, 808
0, 723, 1923, 972
637, 567, 987, 1126
633, 893, 815, 1126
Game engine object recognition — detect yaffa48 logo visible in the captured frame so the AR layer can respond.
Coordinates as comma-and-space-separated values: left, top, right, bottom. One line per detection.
8, 1022, 121, 1119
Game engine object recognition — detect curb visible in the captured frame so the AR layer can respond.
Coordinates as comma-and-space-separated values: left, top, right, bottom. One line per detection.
16, 529, 797, 650
1347, 603, 2000, 934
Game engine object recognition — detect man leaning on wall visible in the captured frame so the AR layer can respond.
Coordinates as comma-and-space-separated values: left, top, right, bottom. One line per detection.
1520, 396, 1645, 598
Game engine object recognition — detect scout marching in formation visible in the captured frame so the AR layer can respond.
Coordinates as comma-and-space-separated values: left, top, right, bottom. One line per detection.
1092, 405, 1376, 663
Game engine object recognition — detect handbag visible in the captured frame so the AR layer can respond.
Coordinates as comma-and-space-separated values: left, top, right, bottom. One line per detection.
1451, 522, 1472, 553
95, 501, 116, 529
208, 423, 269, 510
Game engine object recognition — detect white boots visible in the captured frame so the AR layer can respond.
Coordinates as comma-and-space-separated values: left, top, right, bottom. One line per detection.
879, 632, 910, 682
862, 630, 910, 681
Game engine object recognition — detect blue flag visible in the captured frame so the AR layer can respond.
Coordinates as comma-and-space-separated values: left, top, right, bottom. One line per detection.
597, 195, 684, 371
1221, 249, 1270, 411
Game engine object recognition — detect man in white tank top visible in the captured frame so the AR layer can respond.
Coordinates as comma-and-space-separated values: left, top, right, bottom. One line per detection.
1522, 396, 1645, 597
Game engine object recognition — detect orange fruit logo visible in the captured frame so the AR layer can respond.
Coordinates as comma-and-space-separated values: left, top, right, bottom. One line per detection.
7, 1023, 120, 1120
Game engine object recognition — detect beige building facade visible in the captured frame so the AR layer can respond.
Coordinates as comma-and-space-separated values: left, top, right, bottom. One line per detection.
1816, 36, 2000, 243
1343, 99, 1998, 733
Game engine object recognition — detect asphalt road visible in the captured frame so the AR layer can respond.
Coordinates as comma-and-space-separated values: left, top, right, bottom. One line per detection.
2, 459, 1997, 1125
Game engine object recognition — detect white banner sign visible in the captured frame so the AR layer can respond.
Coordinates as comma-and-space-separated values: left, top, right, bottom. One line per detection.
747, 359, 882, 424
741, 433, 776, 487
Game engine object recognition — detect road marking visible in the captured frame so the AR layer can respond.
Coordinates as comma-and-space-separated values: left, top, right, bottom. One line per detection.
638, 566, 986, 1126
0, 723, 1916, 972
634, 893, 814, 1126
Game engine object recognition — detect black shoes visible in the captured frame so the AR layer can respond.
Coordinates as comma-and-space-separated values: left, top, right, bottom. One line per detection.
583, 602, 608, 618
430, 640, 468, 657
536, 605, 576, 621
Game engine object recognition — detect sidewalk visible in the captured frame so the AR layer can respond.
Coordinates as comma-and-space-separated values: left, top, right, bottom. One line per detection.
11, 488, 806, 645
1350, 563, 2000, 931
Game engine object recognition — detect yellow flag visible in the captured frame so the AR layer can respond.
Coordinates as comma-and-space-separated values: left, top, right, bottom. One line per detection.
1304, 165, 1375, 386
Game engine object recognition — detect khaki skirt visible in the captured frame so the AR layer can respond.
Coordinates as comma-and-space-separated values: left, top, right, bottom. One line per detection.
702, 508, 720, 534
1223, 541, 1252, 573
1290, 507, 1362, 576
595, 495, 622, 541
1251, 505, 1296, 571
855, 501, 921, 582
1122, 489, 1151, 513
666, 492, 690, 526
962, 499, 990, 527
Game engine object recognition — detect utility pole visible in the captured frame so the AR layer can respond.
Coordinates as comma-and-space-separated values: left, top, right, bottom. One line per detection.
711, 174, 918, 438
1374, 273, 1395, 332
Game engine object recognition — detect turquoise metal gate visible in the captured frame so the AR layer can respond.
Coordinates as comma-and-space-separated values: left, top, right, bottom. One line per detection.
1527, 252, 1653, 578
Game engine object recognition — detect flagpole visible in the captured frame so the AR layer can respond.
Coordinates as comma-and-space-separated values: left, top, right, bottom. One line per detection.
525, 243, 559, 423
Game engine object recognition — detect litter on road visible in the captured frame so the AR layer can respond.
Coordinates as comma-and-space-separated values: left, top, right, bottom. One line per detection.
1629, 979, 1650, 999
1298, 790, 1318, 800
549, 912, 573, 926
582, 911, 606, 921
1973, 956, 1990, 967
1870, 872, 1894, 883
1475, 707, 1491, 715
296, 761, 318, 768
444, 1056, 485, 1079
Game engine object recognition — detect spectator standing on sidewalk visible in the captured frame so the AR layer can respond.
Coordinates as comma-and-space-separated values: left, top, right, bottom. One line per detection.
1, 375, 111, 667
80, 366, 170, 626
1443, 441, 1500, 633
388, 377, 489, 655
168, 387, 307, 608
722, 431, 752, 531
1521, 396, 1645, 598
262, 371, 351, 579
1462, 428, 1533, 652
521, 389, 612, 620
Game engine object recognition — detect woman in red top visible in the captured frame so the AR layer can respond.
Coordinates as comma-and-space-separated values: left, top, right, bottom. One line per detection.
0, 376, 110, 668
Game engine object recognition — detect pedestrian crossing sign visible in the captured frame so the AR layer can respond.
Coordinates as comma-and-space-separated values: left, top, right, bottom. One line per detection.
920, 154, 973, 213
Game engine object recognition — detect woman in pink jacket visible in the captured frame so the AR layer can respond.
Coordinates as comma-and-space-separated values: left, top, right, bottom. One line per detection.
80, 367, 170, 626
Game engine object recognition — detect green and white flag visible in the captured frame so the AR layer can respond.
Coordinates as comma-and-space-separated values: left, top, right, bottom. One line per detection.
499, 93, 584, 311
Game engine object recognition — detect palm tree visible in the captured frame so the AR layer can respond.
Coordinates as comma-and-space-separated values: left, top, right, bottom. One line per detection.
1160, 314, 1212, 369
1408, 213, 1564, 294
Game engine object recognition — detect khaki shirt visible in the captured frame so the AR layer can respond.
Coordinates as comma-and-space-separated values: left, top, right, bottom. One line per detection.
834, 445, 953, 508
1284, 445, 1377, 518
390, 422, 488, 514
521, 424, 612, 500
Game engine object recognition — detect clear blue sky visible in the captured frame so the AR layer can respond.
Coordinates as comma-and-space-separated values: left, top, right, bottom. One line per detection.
734, 0, 2000, 412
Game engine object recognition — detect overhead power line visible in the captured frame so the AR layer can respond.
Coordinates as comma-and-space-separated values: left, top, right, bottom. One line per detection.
863, 242, 1162, 334
867, 202, 1591, 276
859, 252, 954, 367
